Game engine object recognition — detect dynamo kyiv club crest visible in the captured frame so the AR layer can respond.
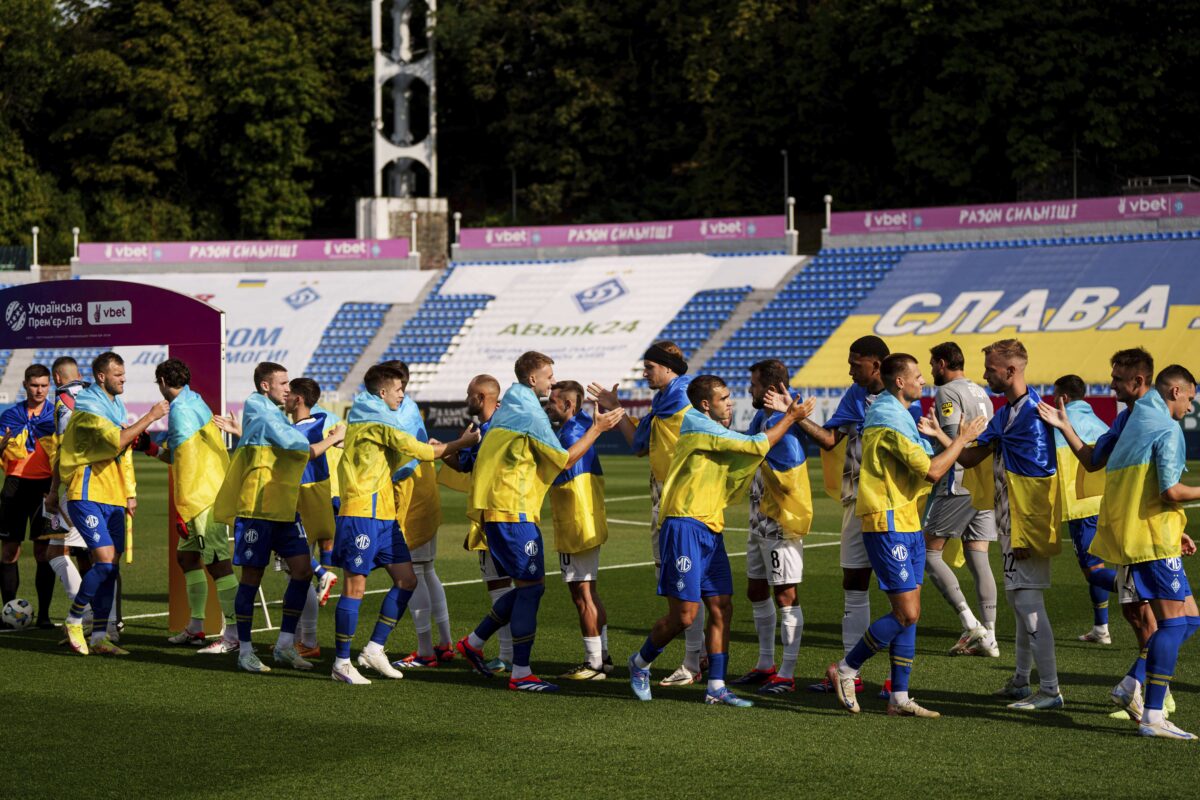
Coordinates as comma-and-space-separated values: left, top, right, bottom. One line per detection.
573, 278, 628, 313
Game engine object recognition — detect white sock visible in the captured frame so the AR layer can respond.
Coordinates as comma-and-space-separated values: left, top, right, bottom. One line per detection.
50, 555, 82, 601
707, 677, 726, 693
410, 567, 434, 656
583, 635, 603, 669
1094, 623, 1110, 635
1119, 674, 1140, 695
1013, 588, 1058, 693
842, 589, 870, 658
890, 690, 910, 706
468, 631, 486, 651
240, 639, 254, 656
633, 652, 652, 669
511, 664, 532, 680
958, 607, 981, 632
426, 566, 452, 644
683, 605, 706, 671
276, 632, 294, 650
779, 604, 803, 679
600, 624, 609, 659
751, 599, 777, 670
299, 585, 319, 648
836, 658, 856, 678
187, 618, 204, 634
1145, 708, 1165, 725
488, 586, 514, 661
334, 656, 350, 669
363, 640, 384, 656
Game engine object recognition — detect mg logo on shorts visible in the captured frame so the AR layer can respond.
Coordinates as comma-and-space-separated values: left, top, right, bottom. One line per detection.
675, 555, 693, 573
355, 534, 371, 550
1167, 557, 1183, 571
524, 540, 539, 557
243, 528, 259, 544
891, 544, 909, 561
84, 514, 99, 529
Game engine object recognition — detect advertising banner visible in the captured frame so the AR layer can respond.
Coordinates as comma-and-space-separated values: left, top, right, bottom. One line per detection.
459, 215, 786, 250
79, 237, 410, 265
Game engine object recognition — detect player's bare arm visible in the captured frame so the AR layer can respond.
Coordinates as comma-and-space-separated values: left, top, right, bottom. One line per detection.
430, 426, 482, 460
761, 396, 816, 448
309, 422, 345, 459
955, 437, 993, 468
586, 382, 637, 448
917, 407, 953, 448
117, 399, 169, 450
1036, 397, 1101, 471
564, 407, 626, 469
926, 415, 986, 482
763, 386, 841, 450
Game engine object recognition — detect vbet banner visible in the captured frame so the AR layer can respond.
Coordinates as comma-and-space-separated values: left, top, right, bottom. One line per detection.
417, 254, 798, 400
830, 192, 1200, 236
793, 240, 1200, 392
80, 271, 435, 406
79, 237, 409, 265
459, 214, 786, 250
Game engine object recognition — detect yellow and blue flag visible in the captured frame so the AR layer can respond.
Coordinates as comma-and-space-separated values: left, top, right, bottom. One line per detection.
0, 400, 55, 479
164, 386, 229, 521
391, 395, 442, 547
748, 407, 813, 538
856, 391, 933, 533
467, 383, 568, 524
977, 389, 1061, 556
59, 382, 130, 506
1054, 400, 1108, 520
214, 393, 311, 524
660, 408, 770, 533
550, 411, 608, 554
338, 392, 434, 521
1092, 390, 1188, 565
632, 374, 693, 484
294, 404, 342, 540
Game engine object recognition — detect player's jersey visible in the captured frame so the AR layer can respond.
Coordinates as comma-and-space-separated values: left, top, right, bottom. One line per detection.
59, 382, 133, 507
467, 384, 568, 524
338, 392, 434, 521
821, 383, 875, 503
632, 375, 693, 485
857, 392, 933, 533
391, 395, 442, 548
976, 389, 1061, 556
747, 407, 812, 540
294, 406, 342, 540
1054, 400, 1109, 521
1092, 390, 1187, 565
0, 400, 55, 479
214, 393, 310, 523
458, 416, 493, 551
550, 410, 607, 554
932, 378, 993, 498
163, 386, 229, 521
660, 409, 770, 534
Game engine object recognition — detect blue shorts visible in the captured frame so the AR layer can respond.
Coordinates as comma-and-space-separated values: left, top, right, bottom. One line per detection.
863, 531, 925, 593
1069, 517, 1105, 570
484, 521, 544, 580
233, 516, 310, 568
68, 500, 125, 553
1129, 558, 1192, 602
334, 516, 411, 576
657, 517, 733, 602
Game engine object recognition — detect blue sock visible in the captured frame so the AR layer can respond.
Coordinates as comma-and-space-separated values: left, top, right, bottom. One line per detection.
370, 586, 414, 646
311, 557, 328, 580
320, 549, 333, 568
70, 560, 113, 618
708, 652, 728, 683
889, 622, 916, 695
1127, 647, 1148, 684
638, 636, 664, 665
90, 563, 119, 633
509, 583, 545, 668
1185, 616, 1200, 642
1088, 584, 1110, 626
474, 584, 520, 641
335, 596, 362, 659
280, 578, 309, 635
1145, 617, 1188, 711
234, 582, 258, 644
846, 612, 906, 671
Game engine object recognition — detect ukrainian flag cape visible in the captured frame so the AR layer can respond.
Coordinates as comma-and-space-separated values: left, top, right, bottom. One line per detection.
165, 386, 229, 521
1054, 400, 1108, 520
550, 411, 607, 553
857, 392, 933, 530
632, 374, 692, 483
391, 395, 427, 482
294, 404, 342, 540
339, 391, 432, 521
214, 393, 310, 523
749, 408, 812, 538
391, 395, 442, 547
1092, 390, 1188, 564
0, 399, 56, 474
58, 382, 124, 482
982, 389, 1061, 556
659, 409, 770, 532
467, 384, 568, 524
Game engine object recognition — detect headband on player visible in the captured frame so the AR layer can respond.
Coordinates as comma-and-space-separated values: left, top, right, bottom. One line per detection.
643, 344, 688, 376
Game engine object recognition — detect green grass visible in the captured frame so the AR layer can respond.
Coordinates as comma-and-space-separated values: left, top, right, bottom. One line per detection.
4, 455, 1200, 798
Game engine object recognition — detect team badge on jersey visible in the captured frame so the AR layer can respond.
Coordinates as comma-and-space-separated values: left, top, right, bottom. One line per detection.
940, 401, 954, 418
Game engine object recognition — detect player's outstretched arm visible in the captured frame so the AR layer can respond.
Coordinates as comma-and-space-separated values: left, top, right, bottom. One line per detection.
586, 382, 637, 448
927, 415, 987, 482
1162, 481, 1200, 504
309, 423, 345, 459
1037, 397, 1100, 471
430, 426, 481, 460
917, 407, 953, 449
763, 387, 839, 450
440, 424, 476, 471
762, 396, 816, 447
118, 400, 169, 451
563, 407, 626, 469
212, 413, 242, 439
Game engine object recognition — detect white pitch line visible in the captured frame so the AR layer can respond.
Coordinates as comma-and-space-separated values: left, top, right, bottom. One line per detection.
605, 494, 652, 503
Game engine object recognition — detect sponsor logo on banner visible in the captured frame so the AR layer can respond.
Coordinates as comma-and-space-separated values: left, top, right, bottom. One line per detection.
79, 238, 409, 264
459, 215, 785, 250
284, 287, 320, 310
4, 299, 85, 332
86, 301, 132, 326
573, 278, 629, 312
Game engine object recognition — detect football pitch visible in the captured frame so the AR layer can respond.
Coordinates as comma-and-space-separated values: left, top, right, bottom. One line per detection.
3, 455, 1199, 798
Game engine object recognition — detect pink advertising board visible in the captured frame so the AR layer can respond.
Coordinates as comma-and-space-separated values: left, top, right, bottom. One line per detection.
79, 237, 410, 265
458, 215, 786, 250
